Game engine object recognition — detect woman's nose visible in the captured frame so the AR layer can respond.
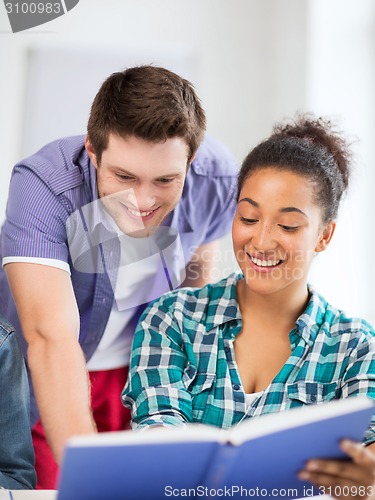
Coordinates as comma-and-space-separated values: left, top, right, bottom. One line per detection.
251, 223, 277, 251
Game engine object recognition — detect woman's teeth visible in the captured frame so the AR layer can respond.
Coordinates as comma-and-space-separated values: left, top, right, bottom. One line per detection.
251, 257, 282, 267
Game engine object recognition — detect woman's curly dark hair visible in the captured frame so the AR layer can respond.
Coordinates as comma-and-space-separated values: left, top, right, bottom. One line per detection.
237, 114, 352, 223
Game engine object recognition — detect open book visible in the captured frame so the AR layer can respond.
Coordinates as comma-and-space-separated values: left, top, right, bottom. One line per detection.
57, 396, 374, 500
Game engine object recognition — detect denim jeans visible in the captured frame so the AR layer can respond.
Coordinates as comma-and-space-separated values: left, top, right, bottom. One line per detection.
0, 316, 36, 489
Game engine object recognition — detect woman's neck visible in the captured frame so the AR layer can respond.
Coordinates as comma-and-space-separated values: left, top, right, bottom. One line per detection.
236, 279, 310, 334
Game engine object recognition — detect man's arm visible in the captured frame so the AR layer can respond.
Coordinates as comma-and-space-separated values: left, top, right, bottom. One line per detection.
182, 240, 221, 288
5, 262, 96, 464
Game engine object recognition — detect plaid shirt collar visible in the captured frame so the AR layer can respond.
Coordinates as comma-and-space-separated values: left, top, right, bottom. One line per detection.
206, 273, 329, 347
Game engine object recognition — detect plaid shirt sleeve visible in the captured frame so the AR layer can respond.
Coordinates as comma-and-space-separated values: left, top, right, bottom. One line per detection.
340, 324, 375, 445
122, 295, 193, 429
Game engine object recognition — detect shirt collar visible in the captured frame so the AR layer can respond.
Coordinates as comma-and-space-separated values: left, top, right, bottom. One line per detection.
205, 273, 243, 331
168, 189, 194, 234
85, 181, 117, 238
294, 286, 328, 345
205, 275, 329, 346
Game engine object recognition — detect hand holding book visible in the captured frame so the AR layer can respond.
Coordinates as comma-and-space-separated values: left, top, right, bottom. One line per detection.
299, 439, 375, 500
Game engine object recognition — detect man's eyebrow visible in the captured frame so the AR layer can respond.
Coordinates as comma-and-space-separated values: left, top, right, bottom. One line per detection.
108, 166, 182, 178
154, 173, 182, 178
108, 166, 135, 175
239, 198, 308, 218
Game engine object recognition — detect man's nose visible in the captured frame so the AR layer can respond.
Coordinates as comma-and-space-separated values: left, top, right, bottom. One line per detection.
128, 186, 156, 210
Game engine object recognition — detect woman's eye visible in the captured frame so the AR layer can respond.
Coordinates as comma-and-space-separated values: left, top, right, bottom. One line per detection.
280, 225, 299, 232
240, 217, 257, 225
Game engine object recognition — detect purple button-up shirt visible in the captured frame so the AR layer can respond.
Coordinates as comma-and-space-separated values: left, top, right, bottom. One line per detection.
0, 134, 237, 425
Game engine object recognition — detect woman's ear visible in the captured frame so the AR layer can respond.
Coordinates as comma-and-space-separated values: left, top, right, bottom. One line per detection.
85, 135, 98, 169
315, 221, 336, 253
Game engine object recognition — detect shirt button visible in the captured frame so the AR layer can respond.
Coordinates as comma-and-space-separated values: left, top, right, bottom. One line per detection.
233, 384, 240, 391
310, 395, 317, 402
224, 346, 230, 353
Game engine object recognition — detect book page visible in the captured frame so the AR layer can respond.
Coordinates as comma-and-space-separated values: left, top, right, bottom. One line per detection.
67, 423, 223, 448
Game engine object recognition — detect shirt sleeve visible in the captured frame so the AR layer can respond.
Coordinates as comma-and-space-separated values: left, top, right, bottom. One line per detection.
0, 326, 36, 489
340, 325, 375, 445
203, 175, 237, 244
2, 165, 70, 264
187, 135, 238, 247
122, 297, 193, 429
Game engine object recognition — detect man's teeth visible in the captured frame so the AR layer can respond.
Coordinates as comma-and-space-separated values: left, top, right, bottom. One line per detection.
127, 207, 154, 217
251, 257, 281, 267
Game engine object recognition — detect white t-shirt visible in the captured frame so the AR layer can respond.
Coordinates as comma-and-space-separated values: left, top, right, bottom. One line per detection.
3, 212, 185, 371
244, 391, 263, 409
87, 230, 178, 371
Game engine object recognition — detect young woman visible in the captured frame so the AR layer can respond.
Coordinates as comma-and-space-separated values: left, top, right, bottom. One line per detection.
122, 116, 375, 498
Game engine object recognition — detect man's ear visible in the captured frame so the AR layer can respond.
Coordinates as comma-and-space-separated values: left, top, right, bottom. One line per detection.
186, 151, 197, 172
189, 151, 197, 163
315, 221, 336, 253
85, 135, 98, 169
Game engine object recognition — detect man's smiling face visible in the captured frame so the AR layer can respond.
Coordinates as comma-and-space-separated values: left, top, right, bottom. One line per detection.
86, 133, 189, 238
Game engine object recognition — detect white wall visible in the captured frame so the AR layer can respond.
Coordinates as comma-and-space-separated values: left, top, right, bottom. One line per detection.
306, 0, 375, 323
0, 0, 308, 216
0, 0, 374, 322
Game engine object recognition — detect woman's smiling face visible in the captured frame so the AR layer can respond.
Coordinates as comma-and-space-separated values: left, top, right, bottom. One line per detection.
232, 167, 335, 298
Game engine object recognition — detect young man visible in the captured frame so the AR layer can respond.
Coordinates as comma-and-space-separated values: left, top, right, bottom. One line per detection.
0, 65, 237, 488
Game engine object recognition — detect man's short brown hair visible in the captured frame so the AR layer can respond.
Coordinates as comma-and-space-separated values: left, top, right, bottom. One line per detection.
87, 65, 206, 164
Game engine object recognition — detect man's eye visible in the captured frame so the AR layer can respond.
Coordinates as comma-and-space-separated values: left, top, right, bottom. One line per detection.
116, 174, 134, 181
240, 217, 257, 225
157, 178, 174, 184
280, 225, 299, 232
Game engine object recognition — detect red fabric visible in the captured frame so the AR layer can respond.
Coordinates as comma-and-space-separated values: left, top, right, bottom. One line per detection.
32, 366, 131, 490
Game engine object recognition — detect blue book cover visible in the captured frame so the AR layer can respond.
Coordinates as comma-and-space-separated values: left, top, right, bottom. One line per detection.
57, 397, 374, 500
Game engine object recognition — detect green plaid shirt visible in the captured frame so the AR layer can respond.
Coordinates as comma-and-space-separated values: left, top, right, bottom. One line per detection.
122, 273, 375, 444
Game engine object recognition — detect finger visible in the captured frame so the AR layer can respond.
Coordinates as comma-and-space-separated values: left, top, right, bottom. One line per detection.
341, 440, 375, 468
299, 469, 360, 487
303, 458, 372, 484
